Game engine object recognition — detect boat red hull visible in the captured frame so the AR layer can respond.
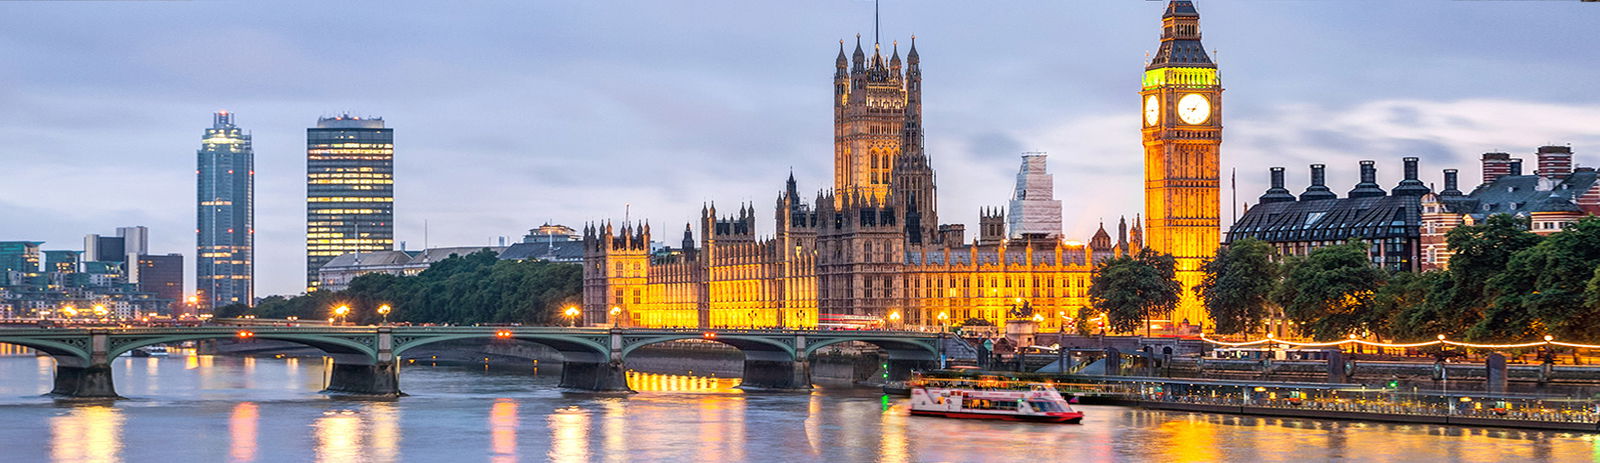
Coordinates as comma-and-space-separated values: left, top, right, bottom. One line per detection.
910, 409, 1084, 424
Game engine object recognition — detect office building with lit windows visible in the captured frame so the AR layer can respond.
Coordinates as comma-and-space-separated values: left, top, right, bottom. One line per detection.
305, 115, 394, 291
197, 111, 254, 312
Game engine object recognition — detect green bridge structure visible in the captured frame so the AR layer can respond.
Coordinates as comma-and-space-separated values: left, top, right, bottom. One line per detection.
0, 327, 943, 398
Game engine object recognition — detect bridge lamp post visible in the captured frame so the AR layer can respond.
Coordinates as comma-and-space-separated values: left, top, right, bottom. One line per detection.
888, 311, 902, 331
60, 305, 77, 320
564, 306, 580, 327
333, 305, 351, 326
610, 306, 622, 329
93, 304, 108, 320
377, 304, 392, 326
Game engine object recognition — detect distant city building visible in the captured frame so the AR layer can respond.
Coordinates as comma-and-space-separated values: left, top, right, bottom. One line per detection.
197, 111, 254, 312
1228, 158, 1432, 271
43, 250, 79, 274
306, 115, 394, 292
0, 241, 42, 285
1007, 154, 1063, 239
0, 239, 169, 319
132, 254, 184, 312
1421, 145, 1599, 270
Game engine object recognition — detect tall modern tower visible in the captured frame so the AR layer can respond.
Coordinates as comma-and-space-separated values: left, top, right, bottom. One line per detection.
306, 115, 394, 292
197, 111, 253, 312
1141, 0, 1222, 328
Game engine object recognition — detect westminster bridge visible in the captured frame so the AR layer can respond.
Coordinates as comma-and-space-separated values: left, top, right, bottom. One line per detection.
0, 326, 943, 398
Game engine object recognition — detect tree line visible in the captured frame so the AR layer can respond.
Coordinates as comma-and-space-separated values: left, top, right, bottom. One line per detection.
1189, 215, 1600, 342
216, 250, 581, 325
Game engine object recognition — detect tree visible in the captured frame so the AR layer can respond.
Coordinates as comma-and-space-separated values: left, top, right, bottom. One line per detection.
1377, 270, 1447, 340
1088, 248, 1181, 336
1428, 214, 1541, 337
222, 250, 581, 326
1196, 238, 1279, 335
1475, 217, 1600, 341
1271, 241, 1387, 340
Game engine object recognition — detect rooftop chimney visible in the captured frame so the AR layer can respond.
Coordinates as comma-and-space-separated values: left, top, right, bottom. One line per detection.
1510, 159, 1523, 176
1440, 169, 1463, 196
1481, 152, 1512, 183
1536, 145, 1574, 179
1392, 157, 1431, 196
1300, 164, 1336, 201
1259, 167, 1297, 204
1348, 160, 1387, 198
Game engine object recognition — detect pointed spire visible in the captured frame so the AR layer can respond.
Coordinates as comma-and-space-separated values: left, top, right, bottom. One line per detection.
836, 40, 848, 68
907, 35, 919, 66
890, 40, 901, 66
852, 34, 865, 71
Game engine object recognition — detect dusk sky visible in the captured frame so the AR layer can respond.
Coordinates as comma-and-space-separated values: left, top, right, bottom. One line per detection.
1, 1, 1596, 297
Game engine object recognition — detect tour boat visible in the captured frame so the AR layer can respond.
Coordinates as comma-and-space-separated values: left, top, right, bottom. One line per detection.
909, 384, 1084, 423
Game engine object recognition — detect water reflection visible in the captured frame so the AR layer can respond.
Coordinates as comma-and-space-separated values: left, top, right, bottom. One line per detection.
368, 402, 401, 463
51, 405, 123, 463
878, 395, 909, 463
229, 402, 258, 462
547, 406, 589, 463
314, 410, 362, 463
489, 399, 518, 463
601, 399, 628, 460
627, 371, 741, 392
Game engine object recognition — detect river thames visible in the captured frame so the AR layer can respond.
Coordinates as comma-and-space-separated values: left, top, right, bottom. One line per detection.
0, 354, 1596, 462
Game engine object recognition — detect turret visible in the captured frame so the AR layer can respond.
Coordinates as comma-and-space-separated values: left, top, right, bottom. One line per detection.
1481, 152, 1513, 183
1258, 167, 1296, 204
1391, 157, 1431, 197
889, 41, 902, 77
1348, 160, 1387, 199
1300, 164, 1337, 201
851, 35, 865, 73
1440, 169, 1463, 197
1536, 145, 1574, 179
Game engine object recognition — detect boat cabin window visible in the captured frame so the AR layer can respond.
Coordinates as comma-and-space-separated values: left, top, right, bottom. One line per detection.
1028, 401, 1064, 412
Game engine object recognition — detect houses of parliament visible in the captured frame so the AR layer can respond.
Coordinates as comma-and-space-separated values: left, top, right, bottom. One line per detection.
582, 1, 1221, 332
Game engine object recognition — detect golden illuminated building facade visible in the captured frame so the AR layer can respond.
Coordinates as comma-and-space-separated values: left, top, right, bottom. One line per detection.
305, 115, 395, 292
585, 6, 1201, 332
1141, 0, 1222, 326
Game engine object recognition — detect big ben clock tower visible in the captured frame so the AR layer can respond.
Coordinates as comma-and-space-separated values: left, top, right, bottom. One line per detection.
1141, 0, 1221, 330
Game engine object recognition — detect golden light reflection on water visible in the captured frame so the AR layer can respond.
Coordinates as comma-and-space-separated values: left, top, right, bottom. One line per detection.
0, 343, 31, 356
229, 402, 258, 462
490, 399, 518, 463
367, 402, 401, 463
51, 405, 124, 463
314, 410, 362, 463
804, 393, 823, 456
878, 395, 909, 463
1157, 416, 1221, 463
626, 371, 741, 392
548, 406, 590, 463
602, 399, 628, 458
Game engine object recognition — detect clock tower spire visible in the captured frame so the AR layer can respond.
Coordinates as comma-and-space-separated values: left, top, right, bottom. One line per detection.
1141, 0, 1222, 331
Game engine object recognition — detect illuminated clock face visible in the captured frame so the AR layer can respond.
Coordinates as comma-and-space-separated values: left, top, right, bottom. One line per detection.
1144, 96, 1160, 126
1177, 93, 1211, 125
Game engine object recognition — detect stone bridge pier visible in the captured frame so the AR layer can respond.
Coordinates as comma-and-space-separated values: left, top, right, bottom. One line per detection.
50, 331, 117, 398
733, 335, 810, 391
555, 330, 630, 392
323, 329, 399, 396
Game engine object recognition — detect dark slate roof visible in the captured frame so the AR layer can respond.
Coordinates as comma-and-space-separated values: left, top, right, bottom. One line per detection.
499, 241, 585, 262
1148, 40, 1213, 69
1445, 171, 1599, 218
1227, 195, 1421, 244
1164, 0, 1198, 18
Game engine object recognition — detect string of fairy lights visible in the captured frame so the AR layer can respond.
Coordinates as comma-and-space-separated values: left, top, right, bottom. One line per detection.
1198, 333, 1600, 350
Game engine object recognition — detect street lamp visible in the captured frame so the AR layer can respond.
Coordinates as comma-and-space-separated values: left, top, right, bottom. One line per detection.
93, 304, 108, 319
937, 311, 949, 333
564, 306, 580, 327
610, 306, 622, 329
334, 304, 351, 326
61, 305, 77, 319
377, 304, 392, 325
888, 311, 902, 331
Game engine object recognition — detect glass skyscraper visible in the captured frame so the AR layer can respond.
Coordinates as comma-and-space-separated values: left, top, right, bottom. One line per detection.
306, 115, 394, 292
197, 111, 254, 312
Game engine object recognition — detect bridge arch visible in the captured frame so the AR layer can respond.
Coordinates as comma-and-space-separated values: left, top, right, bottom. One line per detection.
0, 339, 92, 367
106, 333, 379, 365
803, 336, 940, 361
619, 335, 796, 362
393, 333, 611, 363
